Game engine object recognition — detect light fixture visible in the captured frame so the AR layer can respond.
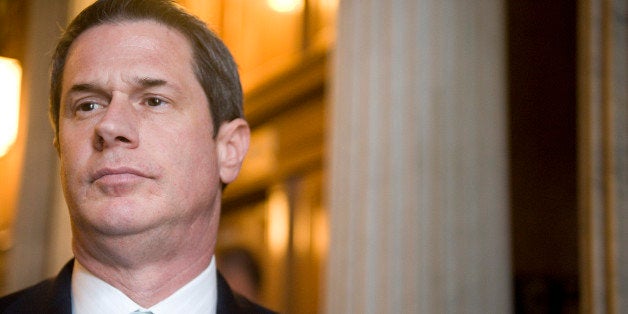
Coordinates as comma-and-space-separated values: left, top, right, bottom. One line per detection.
0, 56, 22, 157
267, 0, 304, 13
268, 186, 289, 257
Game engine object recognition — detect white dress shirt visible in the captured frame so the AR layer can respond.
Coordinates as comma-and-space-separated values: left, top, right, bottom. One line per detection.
71, 257, 217, 314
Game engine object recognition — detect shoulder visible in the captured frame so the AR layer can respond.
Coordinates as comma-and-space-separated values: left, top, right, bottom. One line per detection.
0, 279, 57, 313
216, 272, 277, 314
0, 261, 73, 314
231, 293, 276, 314
0, 280, 58, 311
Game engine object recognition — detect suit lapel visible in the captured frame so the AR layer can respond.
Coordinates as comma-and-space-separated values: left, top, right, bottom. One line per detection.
216, 271, 240, 313
46, 259, 74, 314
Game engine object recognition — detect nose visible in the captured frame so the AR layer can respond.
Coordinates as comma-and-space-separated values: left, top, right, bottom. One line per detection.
93, 94, 139, 151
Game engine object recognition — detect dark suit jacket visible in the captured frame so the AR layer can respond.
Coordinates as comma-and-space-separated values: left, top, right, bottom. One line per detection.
0, 260, 275, 314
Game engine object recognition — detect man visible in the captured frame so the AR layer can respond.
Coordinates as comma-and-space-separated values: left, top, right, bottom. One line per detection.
0, 0, 274, 313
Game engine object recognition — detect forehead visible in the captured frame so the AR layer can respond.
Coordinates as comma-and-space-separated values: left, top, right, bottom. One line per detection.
63, 20, 195, 85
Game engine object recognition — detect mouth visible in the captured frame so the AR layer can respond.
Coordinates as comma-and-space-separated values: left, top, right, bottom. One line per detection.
90, 167, 151, 183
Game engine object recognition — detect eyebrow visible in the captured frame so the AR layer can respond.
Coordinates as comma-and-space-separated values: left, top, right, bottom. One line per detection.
135, 77, 167, 88
67, 82, 101, 94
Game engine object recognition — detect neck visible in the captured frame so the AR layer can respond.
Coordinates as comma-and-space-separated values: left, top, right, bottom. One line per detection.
72, 213, 219, 307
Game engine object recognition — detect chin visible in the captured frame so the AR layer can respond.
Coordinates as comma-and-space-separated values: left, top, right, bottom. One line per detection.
74, 199, 164, 237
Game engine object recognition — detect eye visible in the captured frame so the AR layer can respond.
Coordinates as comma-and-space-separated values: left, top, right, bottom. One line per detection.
77, 102, 103, 112
145, 97, 167, 107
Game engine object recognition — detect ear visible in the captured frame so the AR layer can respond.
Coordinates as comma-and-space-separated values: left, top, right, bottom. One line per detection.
216, 118, 250, 185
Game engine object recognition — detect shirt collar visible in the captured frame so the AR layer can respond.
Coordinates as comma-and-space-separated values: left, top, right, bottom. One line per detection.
71, 257, 217, 314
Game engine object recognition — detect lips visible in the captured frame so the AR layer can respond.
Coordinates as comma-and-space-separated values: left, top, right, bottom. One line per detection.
90, 167, 151, 183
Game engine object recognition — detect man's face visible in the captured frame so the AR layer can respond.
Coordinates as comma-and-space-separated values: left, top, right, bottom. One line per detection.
58, 21, 225, 237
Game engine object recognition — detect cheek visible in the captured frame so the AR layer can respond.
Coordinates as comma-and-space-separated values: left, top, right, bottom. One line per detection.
58, 122, 92, 159
59, 151, 85, 203
157, 125, 219, 182
160, 133, 220, 211
59, 133, 85, 178
183, 136, 219, 178
58, 148, 87, 213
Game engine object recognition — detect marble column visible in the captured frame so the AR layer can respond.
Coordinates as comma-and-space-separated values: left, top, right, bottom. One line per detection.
577, 0, 627, 312
326, 0, 511, 313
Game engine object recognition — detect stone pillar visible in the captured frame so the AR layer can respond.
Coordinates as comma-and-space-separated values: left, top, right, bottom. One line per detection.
325, 0, 511, 313
577, 0, 627, 312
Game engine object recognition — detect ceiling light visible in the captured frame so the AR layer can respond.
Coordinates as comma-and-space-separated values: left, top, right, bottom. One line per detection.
0, 56, 22, 157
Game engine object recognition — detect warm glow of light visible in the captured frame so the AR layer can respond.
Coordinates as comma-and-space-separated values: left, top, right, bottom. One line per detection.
313, 208, 329, 259
320, 0, 339, 12
268, 186, 290, 257
0, 57, 21, 157
267, 0, 304, 13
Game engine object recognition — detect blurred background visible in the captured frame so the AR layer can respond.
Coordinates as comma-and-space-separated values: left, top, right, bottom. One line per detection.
0, 0, 625, 313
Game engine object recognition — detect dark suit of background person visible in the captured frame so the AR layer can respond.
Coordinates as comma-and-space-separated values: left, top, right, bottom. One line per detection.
0, 0, 275, 313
